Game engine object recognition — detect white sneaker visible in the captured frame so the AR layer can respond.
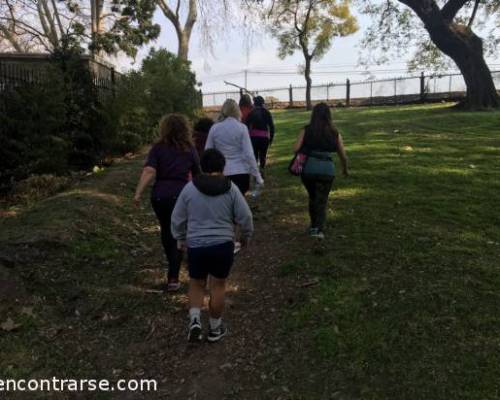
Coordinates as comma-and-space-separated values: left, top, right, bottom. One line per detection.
234, 242, 242, 255
188, 318, 203, 343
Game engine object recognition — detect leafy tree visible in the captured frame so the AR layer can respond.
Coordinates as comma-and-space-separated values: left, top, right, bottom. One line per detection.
0, 39, 111, 191
113, 48, 200, 142
0, 0, 160, 58
360, 0, 499, 109
266, 0, 358, 110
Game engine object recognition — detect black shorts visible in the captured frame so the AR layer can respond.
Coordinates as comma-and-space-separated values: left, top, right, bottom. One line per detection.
228, 174, 250, 195
188, 241, 235, 280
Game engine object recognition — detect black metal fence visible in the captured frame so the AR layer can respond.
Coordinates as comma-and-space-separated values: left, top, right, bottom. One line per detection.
0, 53, 118, 102
202, 71, 500, 109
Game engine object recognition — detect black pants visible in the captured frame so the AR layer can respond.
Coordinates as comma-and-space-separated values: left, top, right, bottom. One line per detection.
251, 137, 270, 169
151, 197, 182, 280
229, 174, 250, 195
301, 177, 334, 230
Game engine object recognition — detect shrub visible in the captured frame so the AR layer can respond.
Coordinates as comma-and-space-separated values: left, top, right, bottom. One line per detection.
13, 174, 72, 204
0, 46, 201, 195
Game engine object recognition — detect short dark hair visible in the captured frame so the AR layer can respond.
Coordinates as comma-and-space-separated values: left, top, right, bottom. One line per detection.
254, 96, 265, 107
194, 117, 214, 134
201, 148, 226, 173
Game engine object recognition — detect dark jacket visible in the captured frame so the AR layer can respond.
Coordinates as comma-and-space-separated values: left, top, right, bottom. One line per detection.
246, 106, 275, 142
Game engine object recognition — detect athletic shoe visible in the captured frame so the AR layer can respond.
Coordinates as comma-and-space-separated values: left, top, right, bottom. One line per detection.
233, 242, 242, 255
188, 318, 203, 343
309, 228, 325, 240
207, 322, 227, 343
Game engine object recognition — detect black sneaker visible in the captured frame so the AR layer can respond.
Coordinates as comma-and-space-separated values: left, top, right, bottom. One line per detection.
207, 322, 227, 343
309, 228, 325, 240
188, 318, 203, 343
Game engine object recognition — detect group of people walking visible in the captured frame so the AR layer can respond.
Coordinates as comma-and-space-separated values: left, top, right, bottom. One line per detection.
134, 96, 348, 343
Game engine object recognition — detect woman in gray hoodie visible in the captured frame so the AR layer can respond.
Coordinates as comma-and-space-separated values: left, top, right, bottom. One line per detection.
171, 149, 253, 343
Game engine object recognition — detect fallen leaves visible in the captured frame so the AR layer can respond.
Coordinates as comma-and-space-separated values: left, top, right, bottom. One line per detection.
1, 317, 21, 332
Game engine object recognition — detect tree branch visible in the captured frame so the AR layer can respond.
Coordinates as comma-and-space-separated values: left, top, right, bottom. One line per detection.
157, 0, 181, 33
184, 0, 197, 36
39, 0, 59, 44
0, 23, 23, 51
441, 0, 470, 21
50, 0, 65, 37
175, 0, 181, 18
467, 0, 480, 27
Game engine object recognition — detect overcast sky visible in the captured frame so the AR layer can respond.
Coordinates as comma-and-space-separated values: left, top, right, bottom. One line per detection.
115, 5, 500, 95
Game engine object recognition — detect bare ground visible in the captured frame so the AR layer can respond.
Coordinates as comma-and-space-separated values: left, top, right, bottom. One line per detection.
0, 152, 308, 400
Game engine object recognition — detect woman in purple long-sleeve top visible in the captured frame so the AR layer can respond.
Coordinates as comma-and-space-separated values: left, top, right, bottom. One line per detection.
134, 114, 200, 291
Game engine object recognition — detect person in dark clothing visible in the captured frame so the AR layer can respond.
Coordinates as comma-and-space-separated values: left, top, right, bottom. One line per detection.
293, 103, 348, 240
239, 94, 253, 124
246, 96, 275, 171
134, 114, 200, 291
193, 117, 214, 158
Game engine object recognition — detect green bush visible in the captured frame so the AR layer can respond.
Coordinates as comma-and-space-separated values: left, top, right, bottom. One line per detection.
0, 78, 69, 192
0, 46, 201, 194
111, 48, 201, 143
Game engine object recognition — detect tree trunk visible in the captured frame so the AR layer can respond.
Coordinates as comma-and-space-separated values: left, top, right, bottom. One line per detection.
304, 56, 312, 110
178, 32, 189, 62
399, 0, 499, 109
428, 23, 498, 109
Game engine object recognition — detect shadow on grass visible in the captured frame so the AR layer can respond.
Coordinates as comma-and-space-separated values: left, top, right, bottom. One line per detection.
262, 104, 500, 399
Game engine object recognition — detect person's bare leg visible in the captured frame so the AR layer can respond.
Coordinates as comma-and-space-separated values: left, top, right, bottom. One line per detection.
189, 278, 206, 310
208, 277, 226, 319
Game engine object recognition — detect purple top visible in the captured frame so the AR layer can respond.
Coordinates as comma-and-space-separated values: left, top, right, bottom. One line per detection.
145, 143, 200, 199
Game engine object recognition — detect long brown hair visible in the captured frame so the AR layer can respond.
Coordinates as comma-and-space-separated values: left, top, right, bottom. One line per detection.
308, 103, 339, 142
158, 114, 193, 151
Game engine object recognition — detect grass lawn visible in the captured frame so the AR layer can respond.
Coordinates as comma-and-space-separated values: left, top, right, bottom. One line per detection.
1, 102, 499, 399
266, 103, 500, 399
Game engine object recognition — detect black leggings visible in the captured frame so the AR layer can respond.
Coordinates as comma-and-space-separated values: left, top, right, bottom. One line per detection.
229, 174, 250, 195
151, 197, 182, 280
251, 137, 270, 169
301, 177, 334, 230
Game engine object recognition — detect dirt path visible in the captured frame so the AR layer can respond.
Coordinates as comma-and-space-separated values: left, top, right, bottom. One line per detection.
146, 216, 295, 399
1, 152, 304, 400
131, 166, 300, 400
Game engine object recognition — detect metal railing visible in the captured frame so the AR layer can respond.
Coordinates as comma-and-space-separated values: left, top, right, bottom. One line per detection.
202, 71, 500, 109
0, 54, 119, 102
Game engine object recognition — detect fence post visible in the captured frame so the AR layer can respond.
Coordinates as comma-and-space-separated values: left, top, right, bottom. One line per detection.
370, 81, 373, 105
420, 72, 425, 102
326, 84, 329, 101
448, 75, 452, 98
346, 79, 350, 107
289, 84, 294, 108
111, 67, 116, 97
394, 79, 397, 105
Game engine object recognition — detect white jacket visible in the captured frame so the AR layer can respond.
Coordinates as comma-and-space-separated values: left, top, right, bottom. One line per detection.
205, 117, 264, 184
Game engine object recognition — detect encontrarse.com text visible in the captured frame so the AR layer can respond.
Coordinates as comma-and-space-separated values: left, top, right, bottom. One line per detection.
0, 378, 157, 392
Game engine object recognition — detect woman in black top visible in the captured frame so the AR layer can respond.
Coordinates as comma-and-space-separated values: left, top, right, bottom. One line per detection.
293, 103, 348, 239
246, 96, 275, 174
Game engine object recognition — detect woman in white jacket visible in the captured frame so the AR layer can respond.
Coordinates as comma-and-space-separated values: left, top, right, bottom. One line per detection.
205, 99, 264, 195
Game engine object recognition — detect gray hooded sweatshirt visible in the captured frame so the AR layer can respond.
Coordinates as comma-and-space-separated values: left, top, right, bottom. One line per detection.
171, 175, 254, 248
